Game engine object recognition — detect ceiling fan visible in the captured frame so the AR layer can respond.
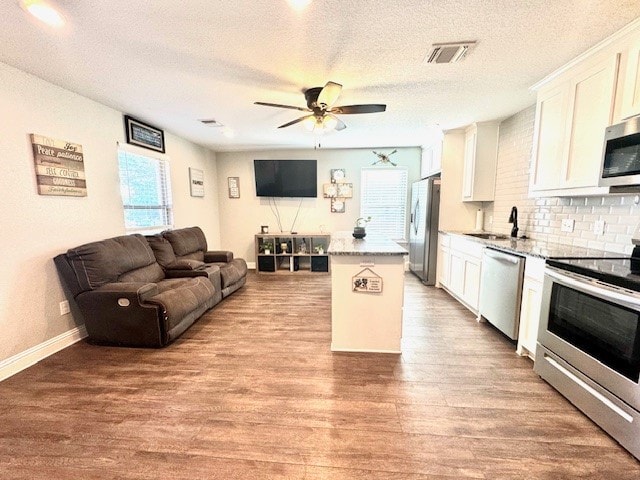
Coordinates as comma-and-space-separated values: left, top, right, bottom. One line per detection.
255, 81, 386, 133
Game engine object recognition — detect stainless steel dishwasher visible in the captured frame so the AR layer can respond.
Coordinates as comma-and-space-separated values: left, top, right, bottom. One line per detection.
479, 247, 525, 340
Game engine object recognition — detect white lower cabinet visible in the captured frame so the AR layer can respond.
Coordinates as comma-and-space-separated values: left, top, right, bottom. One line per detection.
516, 257, 546, 360
437, 233, 450, 288
443, 235, 484, 313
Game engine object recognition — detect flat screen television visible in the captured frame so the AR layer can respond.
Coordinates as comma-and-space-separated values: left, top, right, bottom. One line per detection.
254, 159, 317, 197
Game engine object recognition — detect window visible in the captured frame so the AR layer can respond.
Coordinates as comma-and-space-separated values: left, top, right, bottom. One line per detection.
118, 147, 173, 233
360, 166, 409, 241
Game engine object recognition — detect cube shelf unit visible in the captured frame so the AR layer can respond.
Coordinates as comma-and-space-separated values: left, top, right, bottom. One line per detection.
255, 233, 330, 274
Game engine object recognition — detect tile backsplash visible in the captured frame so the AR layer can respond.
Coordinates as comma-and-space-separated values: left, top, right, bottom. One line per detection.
483, 105, 640, 255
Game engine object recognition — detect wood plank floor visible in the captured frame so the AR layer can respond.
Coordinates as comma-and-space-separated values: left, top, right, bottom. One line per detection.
1, 272, 639, 479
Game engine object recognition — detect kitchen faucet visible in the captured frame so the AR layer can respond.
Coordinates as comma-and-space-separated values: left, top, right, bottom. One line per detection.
508, 206, 518, 238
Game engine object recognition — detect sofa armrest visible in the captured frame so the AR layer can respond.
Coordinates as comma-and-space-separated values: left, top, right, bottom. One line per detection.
75, 282, 165, 347
92, 282, 159, 303
165, 265, 222, 305
165, 259, 205, 270
204, 251, 233, 263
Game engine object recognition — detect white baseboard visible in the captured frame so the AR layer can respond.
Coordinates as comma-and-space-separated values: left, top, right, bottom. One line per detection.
0, 324, 88, 382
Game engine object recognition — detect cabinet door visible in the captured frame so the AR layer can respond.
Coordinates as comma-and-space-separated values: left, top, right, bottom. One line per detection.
439, 246, 450, 287
449, 251, 465, 298
462, 258, 481, 310
530, 85, 569, 191
517, 277, 543, 358
462, 129, 476, 199
621, 41, 640, 120
564, 54, 618, 188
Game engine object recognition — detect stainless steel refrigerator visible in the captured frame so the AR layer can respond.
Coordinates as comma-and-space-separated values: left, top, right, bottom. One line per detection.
409, 176, 441, 285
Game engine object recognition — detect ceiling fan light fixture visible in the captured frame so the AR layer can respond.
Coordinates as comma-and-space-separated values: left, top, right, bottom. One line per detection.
302, 116, 318, 131
287, 0, 312, 11
322, 115, 338, 131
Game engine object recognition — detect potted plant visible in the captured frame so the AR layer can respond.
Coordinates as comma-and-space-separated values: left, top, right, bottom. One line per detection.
314, 245, 325, 255
261, 241, 273, 255
353, 216, 371, 239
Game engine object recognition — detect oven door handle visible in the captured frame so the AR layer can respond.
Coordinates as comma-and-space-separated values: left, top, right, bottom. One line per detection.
546, 267, 640, 311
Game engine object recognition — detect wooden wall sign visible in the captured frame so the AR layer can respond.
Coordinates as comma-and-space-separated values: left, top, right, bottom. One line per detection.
228, 177, 240, 198
30, 134, 87, 197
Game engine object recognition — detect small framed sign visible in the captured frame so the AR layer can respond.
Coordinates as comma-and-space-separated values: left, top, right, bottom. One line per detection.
337, 182, 353, 198
331, 198, 345, 213
352, 268, 383, 293
189, 168, 204, 197
228, 177, 240, 198
124, 115, 165, 153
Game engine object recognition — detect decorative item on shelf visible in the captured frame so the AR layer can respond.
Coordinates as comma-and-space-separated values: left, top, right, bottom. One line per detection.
314, 245, 325, 255
261, 241, 273, 255
280, 242, 288, 253
353, 216, 371, 239
261, 225, 269, 234
298, 241, 307, 254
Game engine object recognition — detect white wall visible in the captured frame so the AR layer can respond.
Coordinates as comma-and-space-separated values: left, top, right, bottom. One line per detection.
0, 61, 219, 364
439, 131, 479, 232
215, 148, 421, 263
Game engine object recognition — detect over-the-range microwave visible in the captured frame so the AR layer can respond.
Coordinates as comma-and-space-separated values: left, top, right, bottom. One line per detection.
600, 116, 640, 187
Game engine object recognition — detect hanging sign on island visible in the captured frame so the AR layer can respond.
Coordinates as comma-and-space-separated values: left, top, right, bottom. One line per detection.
352, 267, 383, 293
30, 134, 86, 197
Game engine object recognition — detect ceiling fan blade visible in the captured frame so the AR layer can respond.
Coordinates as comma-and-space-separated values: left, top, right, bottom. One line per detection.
254, 101, 309, 112
330, 104, 386, 114
277, 115, 314, 129
316, 81, 343, 108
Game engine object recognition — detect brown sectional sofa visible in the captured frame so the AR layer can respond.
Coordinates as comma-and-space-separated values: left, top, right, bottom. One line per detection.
149, 226, 247, 298
54, 227, 247, 347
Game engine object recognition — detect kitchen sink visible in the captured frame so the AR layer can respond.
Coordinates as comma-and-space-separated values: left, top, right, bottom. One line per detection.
465, 233, 509, 240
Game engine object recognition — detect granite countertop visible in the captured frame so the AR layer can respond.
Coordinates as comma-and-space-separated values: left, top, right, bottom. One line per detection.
328, 231, 408, 256
442, 230, 626, 259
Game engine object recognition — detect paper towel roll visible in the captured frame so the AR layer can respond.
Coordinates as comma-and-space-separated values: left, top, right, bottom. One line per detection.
475, 209, 484, 231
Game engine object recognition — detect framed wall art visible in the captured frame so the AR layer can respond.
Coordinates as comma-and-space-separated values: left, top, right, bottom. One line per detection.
189, 167, 204, 197
228, 177, 240, 198
331, 198, 345, 213
337, 182, 353, 198
30, 134, 87, 197
124, 115, 165, 153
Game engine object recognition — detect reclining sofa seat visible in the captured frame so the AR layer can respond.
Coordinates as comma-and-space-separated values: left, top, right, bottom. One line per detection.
153, 226, 247, 298
54, 234, 218, 347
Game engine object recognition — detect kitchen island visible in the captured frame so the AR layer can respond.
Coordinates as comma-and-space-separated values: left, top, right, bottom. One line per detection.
328, 232, 408, 353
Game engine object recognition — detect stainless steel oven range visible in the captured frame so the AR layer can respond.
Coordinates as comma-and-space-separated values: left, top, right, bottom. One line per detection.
535, 256, 640, 460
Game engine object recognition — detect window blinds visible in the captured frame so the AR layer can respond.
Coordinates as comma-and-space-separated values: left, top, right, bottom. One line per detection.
360, 167, 409, 241
117, 147, 173, 232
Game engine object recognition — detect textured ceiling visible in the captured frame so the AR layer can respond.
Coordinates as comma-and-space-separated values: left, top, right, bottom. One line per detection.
1, 1, 639, 151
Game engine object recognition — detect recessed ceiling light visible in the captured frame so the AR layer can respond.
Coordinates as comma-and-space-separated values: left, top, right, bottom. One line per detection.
287, 0, 312, 11
20, 0, 65, 28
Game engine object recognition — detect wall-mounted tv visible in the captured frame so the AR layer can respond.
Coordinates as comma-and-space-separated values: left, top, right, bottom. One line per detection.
254, 159, 317, 198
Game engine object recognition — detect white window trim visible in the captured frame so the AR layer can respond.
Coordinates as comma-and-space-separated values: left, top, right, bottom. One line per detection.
117, 142, 173, 234
360, 166, 409, 242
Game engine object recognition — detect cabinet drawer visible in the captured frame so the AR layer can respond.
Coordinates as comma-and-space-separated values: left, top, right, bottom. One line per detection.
450, 236, 483, 259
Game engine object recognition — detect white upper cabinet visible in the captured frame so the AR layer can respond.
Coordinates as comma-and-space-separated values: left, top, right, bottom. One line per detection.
621, 38, 640, 120
420, 141, 442, 178
462, 122, 499, 202
530, 53, 619, 196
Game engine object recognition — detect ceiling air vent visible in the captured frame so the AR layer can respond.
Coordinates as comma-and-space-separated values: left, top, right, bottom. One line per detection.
424, 41, 476, 64
200, 119, 224, 127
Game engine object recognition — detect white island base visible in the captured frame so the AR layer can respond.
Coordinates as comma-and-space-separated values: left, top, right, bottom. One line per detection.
329, 234, 407, 354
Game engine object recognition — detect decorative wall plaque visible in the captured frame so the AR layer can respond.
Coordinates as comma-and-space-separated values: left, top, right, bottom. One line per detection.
228, 176, 240, 198
189, 167, 204, 197
30, 134, 87, 197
